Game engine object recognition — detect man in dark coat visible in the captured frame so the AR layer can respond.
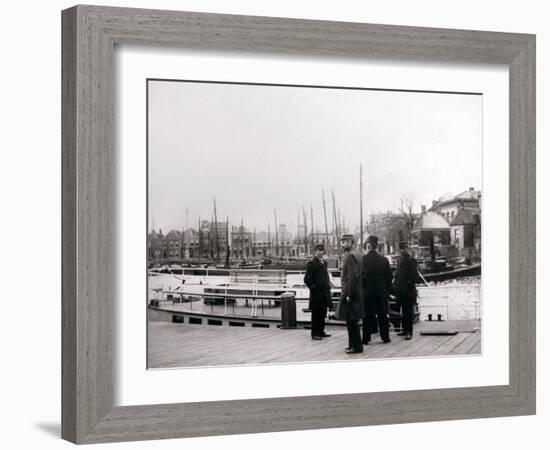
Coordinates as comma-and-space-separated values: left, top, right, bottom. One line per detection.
337, 234, 365, 354
303, 243, 332, 340
362, 235, 393, 344
393, 241, 419, 340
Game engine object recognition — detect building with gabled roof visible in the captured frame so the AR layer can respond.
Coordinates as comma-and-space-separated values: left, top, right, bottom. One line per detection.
163, 229, 182, 260
430, 187, 481, 224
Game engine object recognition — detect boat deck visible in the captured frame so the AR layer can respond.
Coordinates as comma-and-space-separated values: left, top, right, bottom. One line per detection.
148, 319, 481, 368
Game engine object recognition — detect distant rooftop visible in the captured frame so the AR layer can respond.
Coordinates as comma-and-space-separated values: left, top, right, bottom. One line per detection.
163, 229, 182, 240
433, 187, 481, 208
413, 211, 450, 232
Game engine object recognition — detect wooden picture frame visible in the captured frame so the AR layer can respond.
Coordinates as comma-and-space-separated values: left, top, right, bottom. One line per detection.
61, 5, 536, 444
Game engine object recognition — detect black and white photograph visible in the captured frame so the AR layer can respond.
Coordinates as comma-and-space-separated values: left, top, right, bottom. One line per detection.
2, 0, 543, 448
147, 79, 483, 368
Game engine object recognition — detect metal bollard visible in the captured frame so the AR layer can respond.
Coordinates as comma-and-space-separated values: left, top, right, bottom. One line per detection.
280, 292, 297, 329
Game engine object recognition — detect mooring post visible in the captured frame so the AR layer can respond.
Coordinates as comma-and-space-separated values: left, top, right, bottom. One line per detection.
280, 292, 297, 329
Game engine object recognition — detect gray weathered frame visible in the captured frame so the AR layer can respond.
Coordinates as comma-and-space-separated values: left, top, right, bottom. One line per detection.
61, 5, 536, 444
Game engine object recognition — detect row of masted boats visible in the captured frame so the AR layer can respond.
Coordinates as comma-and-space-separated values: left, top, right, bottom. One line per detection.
149, 254, 480, 283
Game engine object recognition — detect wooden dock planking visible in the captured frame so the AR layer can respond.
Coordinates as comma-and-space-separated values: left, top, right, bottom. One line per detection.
148, 319, 481, 368
470, 340, 482, 354
149, 326, 275, 368
449, 331, 482, 355
259, 331, 349, 364
397, 334, 457, 358
428, 332, 474, 356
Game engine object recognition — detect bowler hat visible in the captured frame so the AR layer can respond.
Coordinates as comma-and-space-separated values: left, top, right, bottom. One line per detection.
366, 235, 379, 246
398, 241, 409, 250
340, 233, 354, 242
314, 243, 325, 251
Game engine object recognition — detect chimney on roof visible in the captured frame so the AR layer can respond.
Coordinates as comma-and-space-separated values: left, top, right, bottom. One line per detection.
469, 187, 474, 192
421, 205, 426, 214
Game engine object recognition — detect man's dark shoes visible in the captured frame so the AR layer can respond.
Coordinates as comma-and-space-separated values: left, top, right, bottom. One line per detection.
320, 333, 331, 338
312, 336, 323, 340
382, 338, 391, 343
346, 348, 363, 354
405, 334, 412, 340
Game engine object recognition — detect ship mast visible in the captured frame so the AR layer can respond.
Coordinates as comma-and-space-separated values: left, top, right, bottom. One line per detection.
209, 212, 214, 260
310, 204, 315, 252
213, 197, 219, 261
322, 188, 330, 256
296, 210, 301, 257
267, 222, 271, 257
302, 205, 308, 256
225, 216, 230, 267
274, 209, 279, 257
181, 226, 185, 262
197, 216, 202, 264
332, 189, 341, 258
342, 211, 346, 235
240, 217, 244, 260
360, 164, 364, 251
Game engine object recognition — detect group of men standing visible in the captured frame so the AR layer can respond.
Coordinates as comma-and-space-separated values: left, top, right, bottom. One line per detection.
303, 234, 419, 354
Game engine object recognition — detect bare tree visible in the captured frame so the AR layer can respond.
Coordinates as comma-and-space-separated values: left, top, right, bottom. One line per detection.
398, 194, 417, 244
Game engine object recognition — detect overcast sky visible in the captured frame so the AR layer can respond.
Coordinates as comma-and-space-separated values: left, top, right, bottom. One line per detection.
148, 80, 482, 235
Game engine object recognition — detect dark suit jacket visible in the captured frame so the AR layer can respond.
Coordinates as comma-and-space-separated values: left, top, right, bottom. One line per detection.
303, 257, 332, 309
362, 250, 393, 313
337, 250, 365, 321
393, 252, 419, 304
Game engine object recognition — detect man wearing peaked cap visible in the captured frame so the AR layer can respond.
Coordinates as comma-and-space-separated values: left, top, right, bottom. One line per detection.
393, 241, 420, 340
303, 243, 332, 340
361, 235, 393, 344
336, 234, 365, 354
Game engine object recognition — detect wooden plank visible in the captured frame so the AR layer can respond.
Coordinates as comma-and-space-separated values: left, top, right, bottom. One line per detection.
61, 7, 78, 443
147, 321, 483, 368
449, 332, 482, 355
428, 333, 473, 356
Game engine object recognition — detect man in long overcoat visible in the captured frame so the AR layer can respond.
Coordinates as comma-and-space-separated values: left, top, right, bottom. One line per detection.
303, 243, 332, 340
393, 241, 419, 340
337, 234, 365, 354
362, 235, 393, 344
